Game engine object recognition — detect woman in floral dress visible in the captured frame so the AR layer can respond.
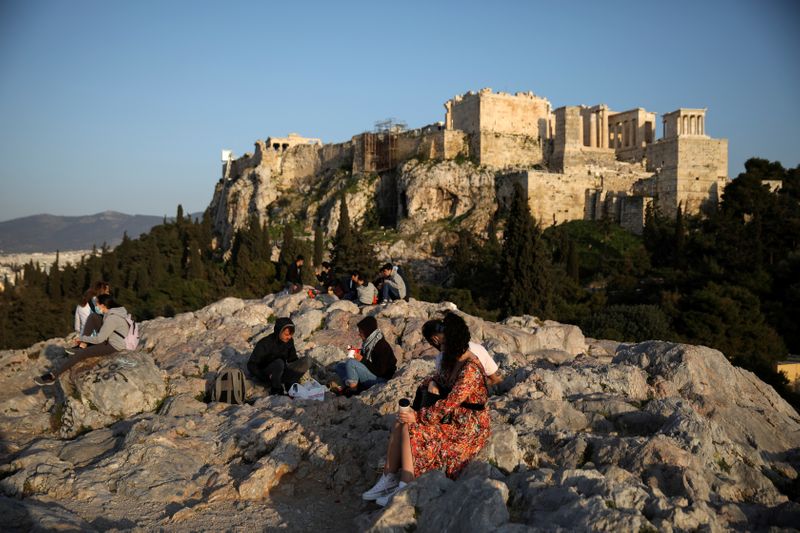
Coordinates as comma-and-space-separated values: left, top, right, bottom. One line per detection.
362, 313, 491, 506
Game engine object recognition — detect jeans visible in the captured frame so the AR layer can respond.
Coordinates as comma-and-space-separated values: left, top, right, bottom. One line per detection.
335, 359, 385, 389
54, 342, 118, 377
380, 283, 401, 302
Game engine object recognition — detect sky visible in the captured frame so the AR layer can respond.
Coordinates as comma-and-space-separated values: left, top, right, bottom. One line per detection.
0, 0, 798, 222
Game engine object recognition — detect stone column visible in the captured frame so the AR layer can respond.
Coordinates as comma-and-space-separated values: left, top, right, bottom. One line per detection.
589, 113, 597, 147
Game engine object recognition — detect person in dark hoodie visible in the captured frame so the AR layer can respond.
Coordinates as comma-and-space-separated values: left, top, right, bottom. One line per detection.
247, 317, 310, 395
332, 316, 396, 395
284, 255, 305, 294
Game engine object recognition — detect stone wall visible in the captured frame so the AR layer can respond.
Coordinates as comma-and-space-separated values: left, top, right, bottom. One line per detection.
352, 127, 467, 173
446, 89, 551, 139
646, 136, 728, 216
478, 132, 544, 168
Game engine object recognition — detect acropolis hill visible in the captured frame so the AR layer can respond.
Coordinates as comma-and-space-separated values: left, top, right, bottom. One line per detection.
210, 88, 728, 249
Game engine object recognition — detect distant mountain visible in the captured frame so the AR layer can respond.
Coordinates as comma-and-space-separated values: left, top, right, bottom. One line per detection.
0, 211, 198, 253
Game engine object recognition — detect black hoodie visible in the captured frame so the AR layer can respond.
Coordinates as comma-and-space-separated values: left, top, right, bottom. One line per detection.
247, 317, 297, 376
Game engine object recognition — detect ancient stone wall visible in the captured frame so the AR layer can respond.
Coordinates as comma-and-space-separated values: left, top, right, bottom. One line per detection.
353, 127, 468, 173
646, 136, 727, 216
478, 133, 544, 168
446, 89, 551, 139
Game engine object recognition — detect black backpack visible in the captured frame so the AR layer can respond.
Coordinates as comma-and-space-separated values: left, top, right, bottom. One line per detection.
211, 368, 246, 404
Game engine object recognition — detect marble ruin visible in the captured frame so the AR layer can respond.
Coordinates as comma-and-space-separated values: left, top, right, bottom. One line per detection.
222, 88, 729, 233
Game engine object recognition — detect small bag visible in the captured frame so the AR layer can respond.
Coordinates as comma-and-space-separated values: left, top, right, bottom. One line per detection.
211, 368, 247, 404
288, 378, 326, 401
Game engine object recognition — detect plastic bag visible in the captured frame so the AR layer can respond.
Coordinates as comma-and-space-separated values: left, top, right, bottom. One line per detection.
288, 378, 326, 401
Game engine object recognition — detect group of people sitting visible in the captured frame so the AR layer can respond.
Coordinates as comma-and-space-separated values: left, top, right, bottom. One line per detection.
245, 309, 498, 507
35, 281, 131, 386
33, 272, 495, 508
314, 261, 407, 306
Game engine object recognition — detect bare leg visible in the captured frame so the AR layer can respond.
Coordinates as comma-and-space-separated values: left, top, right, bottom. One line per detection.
399, 423, 414, 483
384, 420, 403, 474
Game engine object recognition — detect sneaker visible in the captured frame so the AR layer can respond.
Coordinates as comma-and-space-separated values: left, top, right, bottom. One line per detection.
34, 372, 56, 386
375, 481, 407, 507
362, 473, 399, 501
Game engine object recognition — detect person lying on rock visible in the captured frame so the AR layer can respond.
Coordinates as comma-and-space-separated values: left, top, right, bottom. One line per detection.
247, 317, 310, 395
35, 294, 129, 386
422, 317, 502, 388
363, 312, 491, 506
331, 316, 396, 396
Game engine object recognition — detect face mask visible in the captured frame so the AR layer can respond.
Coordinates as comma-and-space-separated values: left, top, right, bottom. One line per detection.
96, 307, 105, 315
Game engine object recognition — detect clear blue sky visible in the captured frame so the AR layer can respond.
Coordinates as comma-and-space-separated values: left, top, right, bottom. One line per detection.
1, 0, 798, 222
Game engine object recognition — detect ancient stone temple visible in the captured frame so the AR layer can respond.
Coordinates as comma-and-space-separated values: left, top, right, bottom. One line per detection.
219, 88, 729, 235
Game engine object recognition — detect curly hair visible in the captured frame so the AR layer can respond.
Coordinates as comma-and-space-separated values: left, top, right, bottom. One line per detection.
440, 312, 471, 375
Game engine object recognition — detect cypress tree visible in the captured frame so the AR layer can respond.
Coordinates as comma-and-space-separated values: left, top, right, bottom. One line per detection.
47, 252, 63, 299
278, 223, 296, 279
674, 204, 685, 268
331, 195, 377, 276
313, 226, 324, 267
500, 183, 554, 318
567, 239, 579, 282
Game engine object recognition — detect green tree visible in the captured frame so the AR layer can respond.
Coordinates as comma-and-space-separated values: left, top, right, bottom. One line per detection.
331, 195, 377, 276
500, 183, 554, 318
313, 226, 324, 267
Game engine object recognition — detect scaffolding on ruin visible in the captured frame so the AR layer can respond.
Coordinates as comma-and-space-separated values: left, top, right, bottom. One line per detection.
362, 131, 398, 172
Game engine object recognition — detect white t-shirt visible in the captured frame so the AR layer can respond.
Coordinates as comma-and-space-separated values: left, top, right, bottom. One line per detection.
74, 303, 91, 335
434, 341, 499, 376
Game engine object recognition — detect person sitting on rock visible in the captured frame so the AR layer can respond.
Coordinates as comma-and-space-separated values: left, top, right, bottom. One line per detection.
422, 317, 502, 388
341, 270, 359, 301
284, 255, 305, 294
362, 312, 490, 506
316, 261, 336, 292
355, 272, 378, 306
35, 294, 130, 386
332, 316, 396, 396
247, 317, 310, 395
376, 263, 406, 304
70, 280, 111, 348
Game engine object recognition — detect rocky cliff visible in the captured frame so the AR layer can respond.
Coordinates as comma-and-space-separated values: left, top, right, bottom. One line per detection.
208, 139, 507, 263
1, 293, 798, 531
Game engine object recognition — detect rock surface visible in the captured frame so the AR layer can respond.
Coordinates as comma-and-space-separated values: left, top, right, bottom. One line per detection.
1, 292, 799, 531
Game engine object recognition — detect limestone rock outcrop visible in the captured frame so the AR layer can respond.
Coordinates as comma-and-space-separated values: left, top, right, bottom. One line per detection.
1, 292, 798, 531
58, 351, 166, 439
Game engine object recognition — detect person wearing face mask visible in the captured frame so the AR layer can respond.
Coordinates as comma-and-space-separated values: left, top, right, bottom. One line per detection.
35, 294, 129, 386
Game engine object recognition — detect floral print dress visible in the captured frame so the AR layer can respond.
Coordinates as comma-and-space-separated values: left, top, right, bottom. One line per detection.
407, 357, 491, 479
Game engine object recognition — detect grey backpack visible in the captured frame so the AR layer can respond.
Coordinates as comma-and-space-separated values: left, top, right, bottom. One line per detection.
212, 368, 247, 404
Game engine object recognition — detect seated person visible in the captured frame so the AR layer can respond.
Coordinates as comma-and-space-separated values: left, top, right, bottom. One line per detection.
362, 313, 490, 506
333, 316, 396, 395
422, 317, 502, 387
341, 270, 359, 301
316, 261, 336, 291
376, 263, 406, 303
35, 294, 129, 386
284, 255, 305, 294
355, 272, 378, 306
247, 317, 310, 395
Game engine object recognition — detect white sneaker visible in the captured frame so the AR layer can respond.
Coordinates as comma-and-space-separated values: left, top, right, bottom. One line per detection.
376, 481, 406, 507
362, 473, 399, 501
